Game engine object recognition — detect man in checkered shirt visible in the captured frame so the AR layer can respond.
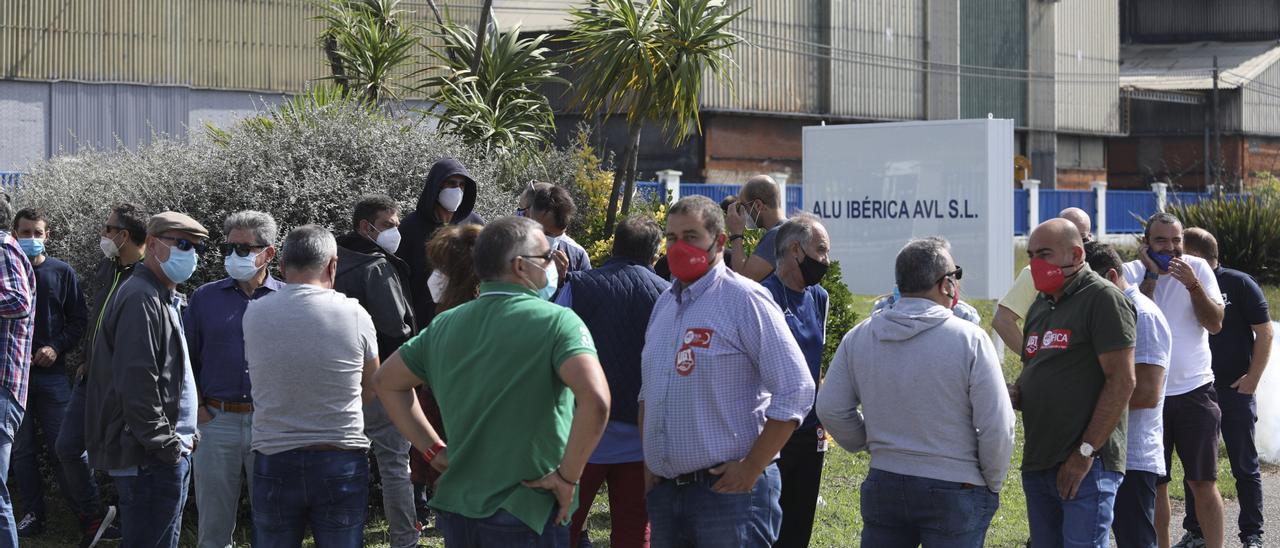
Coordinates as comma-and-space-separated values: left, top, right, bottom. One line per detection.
0, 192, 35, 546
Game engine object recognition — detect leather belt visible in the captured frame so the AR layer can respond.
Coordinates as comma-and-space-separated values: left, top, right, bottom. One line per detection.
298, 444, 362, 452
205, 398, 253, 413
669, 468, 718, 486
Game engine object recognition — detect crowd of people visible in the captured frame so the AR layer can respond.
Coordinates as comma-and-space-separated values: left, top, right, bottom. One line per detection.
0, 157, 1270, 548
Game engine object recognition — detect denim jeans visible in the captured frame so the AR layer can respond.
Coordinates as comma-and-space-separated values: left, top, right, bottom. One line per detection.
193, 406, 254, 548
115, 454, 192, 548
1022, 460, 1123, 548
53, 379, 105, 523
365, 400, 417, 548
437, 506, 569, 547
646, 463, 782, 548
858, 468, 999, 548
13, 373, 95, 521
0, 389, 26, 546
1183, 386, 1264, 542
252, 448, 369, 548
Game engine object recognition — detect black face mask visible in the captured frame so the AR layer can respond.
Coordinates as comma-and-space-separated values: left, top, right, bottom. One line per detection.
798, 252, 829, 287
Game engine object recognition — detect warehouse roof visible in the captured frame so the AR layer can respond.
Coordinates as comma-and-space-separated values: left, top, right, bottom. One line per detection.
1120, 40, 1280, 91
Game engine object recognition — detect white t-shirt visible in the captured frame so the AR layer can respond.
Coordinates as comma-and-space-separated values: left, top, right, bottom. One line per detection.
1123, 285, 1172, 475
1122, 255, 1223, 396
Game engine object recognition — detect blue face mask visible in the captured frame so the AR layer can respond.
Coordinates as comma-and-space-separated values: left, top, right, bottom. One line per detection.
17, 238, 44, 258
160, 244, 199, 284
1147, 248, 1174, 272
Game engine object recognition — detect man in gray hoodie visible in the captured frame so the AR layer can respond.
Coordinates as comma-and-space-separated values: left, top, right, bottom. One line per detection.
817, 236, 1014, 548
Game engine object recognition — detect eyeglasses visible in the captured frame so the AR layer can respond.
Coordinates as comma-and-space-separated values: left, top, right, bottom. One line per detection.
937, 265, 963, 285
155, 235, 209, 254
219, 242, 268, 257
516, 250, 554, 264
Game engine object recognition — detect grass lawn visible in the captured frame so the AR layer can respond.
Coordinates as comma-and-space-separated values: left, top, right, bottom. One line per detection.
22, 249, 1268, 547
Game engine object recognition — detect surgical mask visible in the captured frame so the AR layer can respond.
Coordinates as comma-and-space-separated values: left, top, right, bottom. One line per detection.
742, 202, 760, 230
100, 236, 120, 258
372, 225, 401, 254
668, 239, 717, 283
797, 252, 829, 287
159, 243, 199, 284
1029, 257, 1079, 295
547, 234, 563, 251
428, 270, 448, 303
522, 258, 558, 300
224, 252, 262, 282
18, 238, 44, 258
438, 187, 464, 212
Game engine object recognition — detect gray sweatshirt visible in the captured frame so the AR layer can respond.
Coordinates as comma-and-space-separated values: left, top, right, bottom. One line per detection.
816, 297, 1015, 491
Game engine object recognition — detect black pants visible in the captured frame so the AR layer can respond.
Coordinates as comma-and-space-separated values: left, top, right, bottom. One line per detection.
1114, 470, 1158, 548
1183, 386, 1264, 541
773, 426, 825, 548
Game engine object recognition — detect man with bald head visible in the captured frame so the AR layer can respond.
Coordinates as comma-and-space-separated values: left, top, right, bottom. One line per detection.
1015, 218, 1136, 548
726, 175, 787, 281
994, 208, 1095, 352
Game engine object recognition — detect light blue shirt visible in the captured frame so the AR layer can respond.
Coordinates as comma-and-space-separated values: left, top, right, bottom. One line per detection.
1123, 285, 1173, 475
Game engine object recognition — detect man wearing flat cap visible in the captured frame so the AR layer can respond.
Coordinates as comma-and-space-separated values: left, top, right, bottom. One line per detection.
86, 211, 208, 548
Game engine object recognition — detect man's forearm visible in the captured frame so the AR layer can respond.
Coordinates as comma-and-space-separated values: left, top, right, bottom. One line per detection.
1081, 375, 1134, 450
743, 419, 798, 471
992, 308, 1023, 353
557, 392, 609, 481
1187, 285, 1224, 333
730, 240, 747, 272
1248, 329, 1272, 379
1139, 279, 1157, 300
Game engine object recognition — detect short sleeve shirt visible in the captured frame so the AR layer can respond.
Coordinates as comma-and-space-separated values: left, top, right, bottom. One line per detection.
399, 282, 597, 534
1017, 266, 1136, 473
752, 222, 784, 266
1209, 266, 1270, 386
1121, 256, 1223, 396
998, 266, 1037, 319
1123, 285, 1173, 475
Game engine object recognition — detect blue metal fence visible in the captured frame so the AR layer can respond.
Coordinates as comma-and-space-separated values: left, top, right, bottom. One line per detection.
1108, 191, 1159, 233
633, 181, 803, 213
1039, 190, 1096, 227
1013, 189, 1029, 235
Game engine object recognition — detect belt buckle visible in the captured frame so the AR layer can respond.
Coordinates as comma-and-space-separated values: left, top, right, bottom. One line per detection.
675, 473, 694, 486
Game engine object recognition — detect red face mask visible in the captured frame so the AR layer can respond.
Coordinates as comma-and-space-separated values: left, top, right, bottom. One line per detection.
668, 238, 717, 283
1030, 257, 1078, 294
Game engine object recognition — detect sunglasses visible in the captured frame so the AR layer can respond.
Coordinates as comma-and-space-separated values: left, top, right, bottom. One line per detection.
155, 235, 209, 254
937, 265, 963, 285
219, 242, 268, 257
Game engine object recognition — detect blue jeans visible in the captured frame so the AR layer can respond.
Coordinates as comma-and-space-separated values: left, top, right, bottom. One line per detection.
1022, 461, 1123, 548
115, 454, 192, 548
0, 390, 26, 546
252, 449, 369, 548
437, 506, 569, 547
13, 373, 96, 521
858, 468, 999, 548
646, 463, 782, 548
53, 379, 105, 523
193, 406, 254, 548
1113, 470, 1158, 548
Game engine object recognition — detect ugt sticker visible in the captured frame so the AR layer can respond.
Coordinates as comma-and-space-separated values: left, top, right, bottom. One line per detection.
1024, 334, 1040, 358
676, 346, 696, 376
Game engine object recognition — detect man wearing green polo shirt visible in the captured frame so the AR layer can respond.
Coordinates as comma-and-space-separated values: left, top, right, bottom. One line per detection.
1015, 218, 1137, 548
375, 216, 610, 547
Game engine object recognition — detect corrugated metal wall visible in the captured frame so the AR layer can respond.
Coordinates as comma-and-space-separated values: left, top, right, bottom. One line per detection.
49, 83, 190, 154
829, 0, 925, 120
1, 0, 479, 93
959, 0, 1027, 126
1125, 0, 1280, 42
700, 0, 824, 114
1242, 62, 1280, 137
1055, 0, 1120, 134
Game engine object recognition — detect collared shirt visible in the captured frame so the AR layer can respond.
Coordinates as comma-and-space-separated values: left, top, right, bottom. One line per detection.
184, 275, 284, 403
639, 262, 814, 479
0, 231, 34, 407
400, 282, 597, 534
1017, 266, 1136, 473
1122, 285, 1172, 475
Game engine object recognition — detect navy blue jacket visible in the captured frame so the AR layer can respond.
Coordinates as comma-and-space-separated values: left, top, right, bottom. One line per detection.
564, 257, 669, 425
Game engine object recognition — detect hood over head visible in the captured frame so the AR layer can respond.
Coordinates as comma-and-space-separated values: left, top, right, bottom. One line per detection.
869, 297, 955, 342
417, 158, 477, 223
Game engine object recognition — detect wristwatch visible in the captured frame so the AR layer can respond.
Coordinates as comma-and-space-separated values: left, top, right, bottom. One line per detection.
1078, 441, 1096, 459
1144, 270, 1159, 281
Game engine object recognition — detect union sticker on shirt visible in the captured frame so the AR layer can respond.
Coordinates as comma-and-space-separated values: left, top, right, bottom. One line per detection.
1024, 333, 1040, 358
676, 345, 696, 376
1040, 329, 1072, 350
682, 328, 714, 348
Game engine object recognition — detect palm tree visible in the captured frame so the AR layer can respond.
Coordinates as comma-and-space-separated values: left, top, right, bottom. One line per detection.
565, 0, 744, 234
317, 0, 422, 104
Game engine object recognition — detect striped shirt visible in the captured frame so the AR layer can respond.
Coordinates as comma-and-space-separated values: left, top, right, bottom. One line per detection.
0, 231, 34, 407
640, 262, 814, 478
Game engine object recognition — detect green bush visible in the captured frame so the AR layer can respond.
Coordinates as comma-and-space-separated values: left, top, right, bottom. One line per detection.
821, 261, 860, 374
1170, 193, 1280, 284
13, 100, 533, 290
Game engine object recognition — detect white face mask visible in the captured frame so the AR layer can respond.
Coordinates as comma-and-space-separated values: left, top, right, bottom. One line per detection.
100, 236, 120, 259
438, 187, 464, 212
224, 252, 263, 282
428, 270, 448, 303
546, 234, 563, 251
372, 225, 401, 254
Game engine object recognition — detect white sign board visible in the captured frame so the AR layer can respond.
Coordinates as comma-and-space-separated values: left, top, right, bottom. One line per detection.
802, 119, 1014, 300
